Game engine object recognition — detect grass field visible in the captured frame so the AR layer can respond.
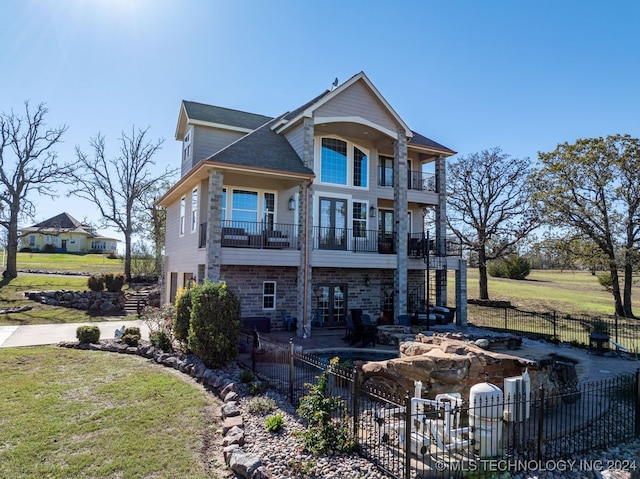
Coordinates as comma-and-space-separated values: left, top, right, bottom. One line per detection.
16, 252, 123, 274
0, 253, 127, 326
453, 268, 640, 317
0, 347, 225, 479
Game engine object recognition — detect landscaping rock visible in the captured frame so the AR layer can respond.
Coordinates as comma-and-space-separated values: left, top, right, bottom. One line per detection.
229, 451, 262, 478
222, 415, 243, 434
223, 426, 245, 447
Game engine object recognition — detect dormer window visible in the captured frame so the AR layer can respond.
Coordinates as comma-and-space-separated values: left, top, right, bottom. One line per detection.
183, 131, 192, 163
319, 137, 368, 188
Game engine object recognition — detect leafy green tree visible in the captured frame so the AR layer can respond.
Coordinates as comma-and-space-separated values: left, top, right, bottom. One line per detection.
534, 134, 640, 317
0, 103, 71, 279
133, 180, 171, 279
447, 147, 539, 300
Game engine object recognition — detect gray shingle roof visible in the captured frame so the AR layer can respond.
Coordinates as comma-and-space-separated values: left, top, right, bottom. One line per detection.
409, 130, 455, 154
183, 101, 272, 130
32, 212, 83, 230
206, 117, 314, 176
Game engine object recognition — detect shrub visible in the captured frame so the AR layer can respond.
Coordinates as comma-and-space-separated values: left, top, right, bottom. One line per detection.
488, 255, 531, 280
249, 382, 268, 396
76, 325, 100, 344
141, 304, 175, 352
187, 280, 241, 369
19, 247, 32, 253
265, 413, 284, 432
173, 287, 192, 345
296, 357, 357, 454
87, 274, 105, 292
104, 273, 125, 292
246, 396, 277, 415
597, 272, 613, 292
239, 369, 255, 383
149, 330, 172, 351
121, 326, 141, 346
43, 244, 56, 253
106, 251, 118, 260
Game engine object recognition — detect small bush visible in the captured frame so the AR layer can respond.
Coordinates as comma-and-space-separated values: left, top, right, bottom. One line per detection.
239, 369, 255, 383
104, 273, 125, 292
173, 287, 192, 345
87, 274, 105, 292
246, 396, 276, 415
297, 357, 358, 454
149, 330, 173, 351
488, 255, 531, 280
43, 244, 56, 253
106, 251, 118, 259
121, 326, 141, 346
265, 413, 284, 432
19, 247, 32, 253
597, 272, 613, 292
249, 382, 268, 396
76, 325, 100, 344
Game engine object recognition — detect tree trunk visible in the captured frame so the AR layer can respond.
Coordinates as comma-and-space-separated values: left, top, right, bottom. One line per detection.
478, 247, 489, 300
609, 265, 625, 317
124, 228, 132, 283
3, 206, 20, 280
623, 255, 635, 318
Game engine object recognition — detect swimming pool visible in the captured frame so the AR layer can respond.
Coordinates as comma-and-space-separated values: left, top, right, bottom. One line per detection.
306, 347, 399, 364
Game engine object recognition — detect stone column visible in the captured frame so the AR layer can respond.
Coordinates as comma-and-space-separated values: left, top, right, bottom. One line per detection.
393, 129, 408, 321
435, 156, 448, 306
206, 169, 224, 282
455, 258, 468, 326
296, 117, 315, 337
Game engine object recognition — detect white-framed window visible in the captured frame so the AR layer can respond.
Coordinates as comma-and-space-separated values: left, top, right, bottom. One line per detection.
179, 196, 186, 235
28, 234, 35, 247
183, 130, 192, 163
191, 187, 198, 232
53, 236, 59, 246
222, 188, 278, 226
352, 201, 367, 238
317, 137, 368, 188
262, 281, 276, 310
45, 234, 51, 244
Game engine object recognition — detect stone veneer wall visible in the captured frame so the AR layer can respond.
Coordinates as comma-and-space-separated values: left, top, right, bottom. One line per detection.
221, 265, 297, 330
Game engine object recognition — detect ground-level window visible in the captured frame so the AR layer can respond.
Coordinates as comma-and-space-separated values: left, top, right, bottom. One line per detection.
263, 281, 276, 310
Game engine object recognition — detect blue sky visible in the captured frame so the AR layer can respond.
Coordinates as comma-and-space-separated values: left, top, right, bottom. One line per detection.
2, 0, 639, 241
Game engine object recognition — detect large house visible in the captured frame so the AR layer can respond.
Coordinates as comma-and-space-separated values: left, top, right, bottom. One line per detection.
19, 212, 119, 254
158, 72, 467, 335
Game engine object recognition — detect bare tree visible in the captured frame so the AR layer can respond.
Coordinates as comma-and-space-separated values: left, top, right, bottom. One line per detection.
134, 179, 172, 279
0, 102, 70, 279
71, 127, 176, 281
447, 147, 539, 300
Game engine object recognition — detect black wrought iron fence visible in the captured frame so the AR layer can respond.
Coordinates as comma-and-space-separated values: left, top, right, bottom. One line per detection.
241, 332, 640, 479
468, 303, 640, 353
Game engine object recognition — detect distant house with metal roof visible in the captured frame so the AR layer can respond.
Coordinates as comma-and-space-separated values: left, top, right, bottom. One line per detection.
19, 212, 119, 254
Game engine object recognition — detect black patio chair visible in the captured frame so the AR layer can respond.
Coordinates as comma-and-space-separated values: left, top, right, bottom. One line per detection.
350, 312, 378, 347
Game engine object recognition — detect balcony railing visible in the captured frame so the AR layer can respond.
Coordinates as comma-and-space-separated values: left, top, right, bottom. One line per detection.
198, 221, 461, 257
377, 168, 436, 192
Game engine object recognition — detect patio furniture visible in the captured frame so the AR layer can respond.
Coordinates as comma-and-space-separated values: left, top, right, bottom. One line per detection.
221, 227, 249, 247
264, 230, 290, 248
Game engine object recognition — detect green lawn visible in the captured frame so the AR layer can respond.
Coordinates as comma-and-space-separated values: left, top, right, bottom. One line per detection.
453, 268, 640, 317
0, 347, 225, 479
17, 252, 123, 274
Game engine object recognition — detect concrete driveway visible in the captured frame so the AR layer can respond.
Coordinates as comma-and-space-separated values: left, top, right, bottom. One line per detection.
0, 319, 149, 348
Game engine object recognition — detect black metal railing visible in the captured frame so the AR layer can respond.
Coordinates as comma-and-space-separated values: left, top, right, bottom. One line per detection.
377, 168, 436, 192
468, 303, 640, 352
240, 332, 640, 479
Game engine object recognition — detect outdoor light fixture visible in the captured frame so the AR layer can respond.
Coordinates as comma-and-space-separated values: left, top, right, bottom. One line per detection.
364, 275, 370, 286
369, 205, 377, 217
288, 196, 296, 210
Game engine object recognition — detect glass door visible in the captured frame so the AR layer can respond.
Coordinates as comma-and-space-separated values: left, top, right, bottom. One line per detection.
378, 209, 395, 254
319, 197, 347, 250
316, 283, 347, 326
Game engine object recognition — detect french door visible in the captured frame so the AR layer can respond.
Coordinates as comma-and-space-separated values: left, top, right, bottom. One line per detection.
318, 197, 347, 250
316, 283, 347, 326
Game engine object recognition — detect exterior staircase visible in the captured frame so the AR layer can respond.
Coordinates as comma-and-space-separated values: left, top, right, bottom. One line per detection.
123, 291, 150, 316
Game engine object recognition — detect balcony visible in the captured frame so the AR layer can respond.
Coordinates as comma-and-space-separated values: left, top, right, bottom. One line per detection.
377, 168, 436, 192
199, 221, 461, 257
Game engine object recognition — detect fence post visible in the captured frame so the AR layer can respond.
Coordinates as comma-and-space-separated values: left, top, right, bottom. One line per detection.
615, 314, 619, 347
289, 339, 294, 404
553, 311, 557, 339
635, 369, 640, 437
404, 391, 412, 479
352, 366, 361, 436
537, 385, 544, 461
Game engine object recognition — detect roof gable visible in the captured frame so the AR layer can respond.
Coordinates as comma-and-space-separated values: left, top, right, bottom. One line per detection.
33, 212, 82, 230
176, 101, 272, 140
